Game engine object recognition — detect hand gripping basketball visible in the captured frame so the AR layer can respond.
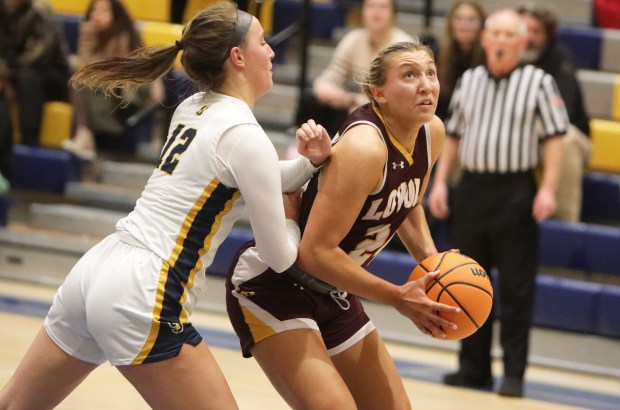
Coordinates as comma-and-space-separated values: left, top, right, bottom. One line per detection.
409, 251, 493, 340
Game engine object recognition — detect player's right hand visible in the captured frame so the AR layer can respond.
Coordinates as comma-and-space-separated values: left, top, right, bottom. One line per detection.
393, 271, 460, 339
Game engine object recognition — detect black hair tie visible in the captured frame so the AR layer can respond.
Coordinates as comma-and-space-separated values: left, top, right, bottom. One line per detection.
175, 40, 184, 51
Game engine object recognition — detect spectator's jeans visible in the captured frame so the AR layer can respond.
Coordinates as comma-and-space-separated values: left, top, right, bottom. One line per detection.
0, 92, 13, 178
15, 67, 68, 146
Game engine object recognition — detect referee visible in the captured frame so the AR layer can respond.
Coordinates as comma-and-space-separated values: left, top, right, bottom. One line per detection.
428, 9, 567, 398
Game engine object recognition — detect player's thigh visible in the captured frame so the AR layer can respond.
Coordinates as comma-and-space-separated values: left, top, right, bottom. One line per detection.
117, 342, 237, 410
331, 330, 411, 410
0, 327, 98, 410
252, 328, 356, 410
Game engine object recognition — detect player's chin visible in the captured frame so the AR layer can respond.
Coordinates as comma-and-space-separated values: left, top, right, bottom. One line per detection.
417, 105, 436, 120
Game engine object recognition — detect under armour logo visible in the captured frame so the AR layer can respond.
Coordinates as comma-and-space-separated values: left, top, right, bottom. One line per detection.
392, 161, 405, 169
166, 322, 184, 334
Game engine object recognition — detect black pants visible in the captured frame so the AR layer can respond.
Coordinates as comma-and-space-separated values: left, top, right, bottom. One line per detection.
450, 171, 538, 381
0, 92, 13, 178
295, 90, 349, 137
14, 67, 69, 146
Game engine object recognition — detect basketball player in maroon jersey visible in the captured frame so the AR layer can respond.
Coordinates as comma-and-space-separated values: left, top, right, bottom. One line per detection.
226, 41, 459, 409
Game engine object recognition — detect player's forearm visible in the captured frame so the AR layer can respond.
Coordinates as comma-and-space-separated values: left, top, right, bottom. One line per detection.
297, 244, 399, 305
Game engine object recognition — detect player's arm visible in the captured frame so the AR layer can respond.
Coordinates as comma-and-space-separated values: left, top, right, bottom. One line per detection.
398, 116, 444, 260
218, 125, 299, 273
297, 124, 458, 337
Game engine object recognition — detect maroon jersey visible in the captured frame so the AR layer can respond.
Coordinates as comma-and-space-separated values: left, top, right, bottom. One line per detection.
299, 104, 431, 267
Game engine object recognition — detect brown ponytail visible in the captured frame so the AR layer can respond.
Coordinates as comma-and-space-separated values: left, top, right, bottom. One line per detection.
71, 1, 244, 96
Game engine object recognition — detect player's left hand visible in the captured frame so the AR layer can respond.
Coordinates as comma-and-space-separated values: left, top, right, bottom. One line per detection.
296, 119, 332, 167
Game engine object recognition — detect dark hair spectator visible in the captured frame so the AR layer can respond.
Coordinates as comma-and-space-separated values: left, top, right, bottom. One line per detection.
61, 0, 164, 160
518, 2, 591, 222
436, 0, 486, 120
0, 0, 71, 146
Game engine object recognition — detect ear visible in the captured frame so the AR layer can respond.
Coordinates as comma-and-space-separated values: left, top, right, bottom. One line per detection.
371, 86, 386, 104
229, 46, 245, 68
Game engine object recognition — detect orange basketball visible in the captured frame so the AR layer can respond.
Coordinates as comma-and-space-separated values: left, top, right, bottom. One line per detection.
408, 251, 493, 340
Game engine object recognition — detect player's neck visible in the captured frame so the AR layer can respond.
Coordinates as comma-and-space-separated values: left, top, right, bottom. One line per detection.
217, 77, 256, 109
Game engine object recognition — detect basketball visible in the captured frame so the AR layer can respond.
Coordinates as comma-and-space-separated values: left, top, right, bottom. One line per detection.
408, 251, 493, 340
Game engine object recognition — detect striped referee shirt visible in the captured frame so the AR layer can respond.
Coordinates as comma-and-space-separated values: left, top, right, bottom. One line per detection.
445, 64, 569, 174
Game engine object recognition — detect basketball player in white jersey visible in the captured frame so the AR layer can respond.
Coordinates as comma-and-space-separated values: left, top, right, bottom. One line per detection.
0, 2, 330, 409
227, 42, 461, 409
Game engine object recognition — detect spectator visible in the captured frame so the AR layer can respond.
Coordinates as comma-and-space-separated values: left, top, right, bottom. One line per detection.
427, 9, 567, 398
518, 2, 591, 222
62, 0, 164, 160
436, 0, 485, 121
0, 0, 71, 146
227, 41, 460, 409
295, 0, 413, 137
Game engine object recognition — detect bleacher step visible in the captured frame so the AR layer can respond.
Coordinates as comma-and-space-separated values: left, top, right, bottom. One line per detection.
28, 203, 125, 237
0, 226, 93, 285
65, 181, 141, 212
99, 161, 154, 190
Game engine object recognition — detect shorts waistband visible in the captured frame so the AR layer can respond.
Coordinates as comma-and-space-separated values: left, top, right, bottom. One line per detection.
116, 231, 148, 250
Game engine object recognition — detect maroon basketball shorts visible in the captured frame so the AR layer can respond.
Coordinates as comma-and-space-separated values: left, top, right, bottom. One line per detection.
226, 249, 374, 358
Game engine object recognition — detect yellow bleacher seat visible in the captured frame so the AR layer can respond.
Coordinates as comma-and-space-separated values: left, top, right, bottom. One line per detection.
254, 0, 274, 35
10, 101, 72, 147
139, 21, 184, 68
47, 0, 88, 15
183, 0, 221, 23
40, 102, 73, 149
140, 21, 184, 47
120, 0, 170, 23
589, 119, 620, 173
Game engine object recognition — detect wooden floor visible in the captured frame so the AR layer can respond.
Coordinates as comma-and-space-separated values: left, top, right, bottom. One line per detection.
1, 278, 619, 410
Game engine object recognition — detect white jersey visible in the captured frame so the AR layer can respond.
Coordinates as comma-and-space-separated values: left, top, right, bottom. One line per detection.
44, 91, 319, 366
117, 91, 316, 292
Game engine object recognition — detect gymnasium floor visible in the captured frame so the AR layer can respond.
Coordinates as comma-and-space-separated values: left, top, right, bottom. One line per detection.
1, 277, 619, 410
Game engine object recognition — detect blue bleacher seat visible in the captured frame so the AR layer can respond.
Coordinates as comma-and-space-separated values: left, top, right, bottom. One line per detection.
94, 116, 154, 155
584, 224, 620, 277
366, 249, 416, 285
273, 0, 348, 39
207, 228, 254, 277
540, 220, 620, 277
558, 26, 603, 70
581, 172, 620, 223
597, 285, 620, 338
539, 220, 590, 271
10, 145, 82, 194
533, 275, 602, 334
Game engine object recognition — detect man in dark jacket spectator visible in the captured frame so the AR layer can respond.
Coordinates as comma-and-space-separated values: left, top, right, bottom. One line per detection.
0, 0, 71, 146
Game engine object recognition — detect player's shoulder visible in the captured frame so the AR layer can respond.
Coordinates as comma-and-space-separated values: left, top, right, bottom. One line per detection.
337, 122, 387, 164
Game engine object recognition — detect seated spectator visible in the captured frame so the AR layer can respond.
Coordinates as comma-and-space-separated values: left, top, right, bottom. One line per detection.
294, 0, 412, 137
0, 0, 71, 147
62, 0, 164, 160
518, 2, 591, 222
436, 0, 485, 121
